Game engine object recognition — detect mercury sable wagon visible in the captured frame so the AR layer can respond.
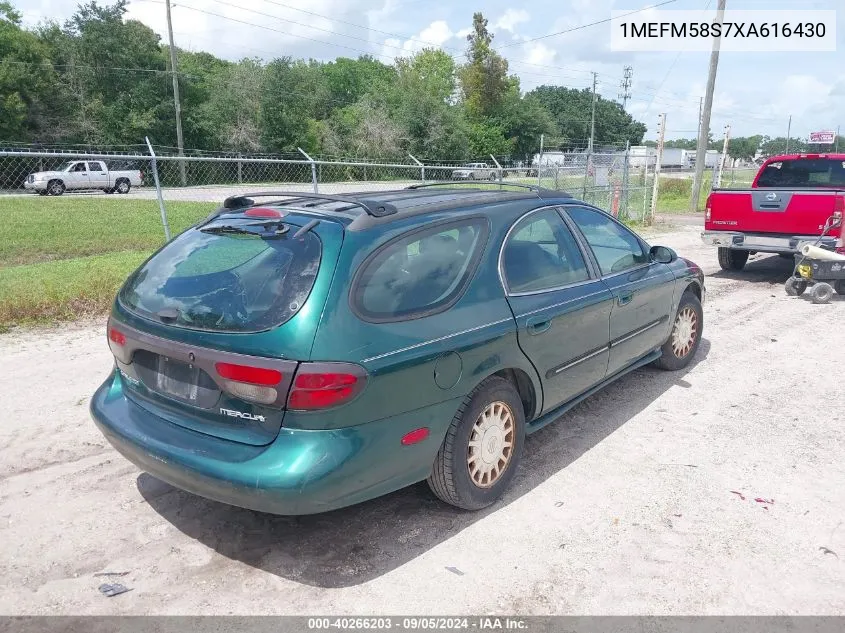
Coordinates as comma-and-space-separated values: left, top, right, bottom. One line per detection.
90, 184, 705, 514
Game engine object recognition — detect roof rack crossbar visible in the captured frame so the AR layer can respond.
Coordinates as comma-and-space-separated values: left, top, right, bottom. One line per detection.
404, 181, 571, 198
221, 191, 398, 217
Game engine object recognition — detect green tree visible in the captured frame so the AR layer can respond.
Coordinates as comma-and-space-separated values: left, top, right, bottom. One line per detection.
727, 135, 762, 164
323, 56, 396, 110
527, 85, 646, 149
459, 12, 511, 119
760, 136, 807, 157
0, 2, 56, 140
261, 57, 328, 153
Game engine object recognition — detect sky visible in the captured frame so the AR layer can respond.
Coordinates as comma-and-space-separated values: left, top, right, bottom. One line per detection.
14, 0, 845, 142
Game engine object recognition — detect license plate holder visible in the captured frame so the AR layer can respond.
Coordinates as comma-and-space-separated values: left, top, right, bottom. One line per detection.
155, 355, 200, 402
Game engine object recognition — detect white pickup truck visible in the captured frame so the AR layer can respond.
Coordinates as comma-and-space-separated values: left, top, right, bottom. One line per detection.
24, 160, 143, 196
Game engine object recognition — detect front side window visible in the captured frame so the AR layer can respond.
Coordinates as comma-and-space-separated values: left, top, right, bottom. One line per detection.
502, 208, 590, 294
565, 206, 649, 275
351, 219, 488, 322
72, 162, 87, 172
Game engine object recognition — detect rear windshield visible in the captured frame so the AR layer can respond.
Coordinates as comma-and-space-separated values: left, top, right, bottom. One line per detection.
757, 158, 845, 187
119, 221, 321, 332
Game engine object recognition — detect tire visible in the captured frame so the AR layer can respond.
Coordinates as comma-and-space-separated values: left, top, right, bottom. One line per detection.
811, 283, 834, 304
115, 179, 130, 194
717, 247, 748, 271
489, 172, 497, 181
47, 180, 65, 196
427, 376, 526, 510
654, 291, 703, 371
835, 280, 845, 295
37, 190, 47, 196
785, 276, 808, 297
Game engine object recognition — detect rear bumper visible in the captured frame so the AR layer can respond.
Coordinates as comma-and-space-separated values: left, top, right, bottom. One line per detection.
90, 371, 457, 515
701, 230, 837, 253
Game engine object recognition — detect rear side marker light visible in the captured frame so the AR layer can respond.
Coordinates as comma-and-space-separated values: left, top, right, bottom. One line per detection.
215, 362, 282, 386
288, 366, 366, 410
401, 428, 430, 446
109, 328, 126, 346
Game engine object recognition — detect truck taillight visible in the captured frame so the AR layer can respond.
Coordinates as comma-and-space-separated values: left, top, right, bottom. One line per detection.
705, 194, 712, 221
288, 363, 367, 410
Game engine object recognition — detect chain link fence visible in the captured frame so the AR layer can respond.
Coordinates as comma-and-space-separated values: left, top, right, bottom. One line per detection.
0, 146, 660, 224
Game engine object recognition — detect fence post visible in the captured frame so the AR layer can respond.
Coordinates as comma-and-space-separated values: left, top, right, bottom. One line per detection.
489, 154, 502, 186
582, 150, 591, 200
408, 153, 425, 183
622, 141, 630, 219
237, 153, 243, 184
298, 147, 318, 193
144, 136, 171, 242
649, 113, 667, 224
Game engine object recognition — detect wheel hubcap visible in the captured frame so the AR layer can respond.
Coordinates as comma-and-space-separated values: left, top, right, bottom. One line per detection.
467, 401, 515, 488
671, 307, 698, 358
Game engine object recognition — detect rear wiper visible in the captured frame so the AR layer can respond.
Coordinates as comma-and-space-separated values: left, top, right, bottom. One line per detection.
200, 222, 289, 238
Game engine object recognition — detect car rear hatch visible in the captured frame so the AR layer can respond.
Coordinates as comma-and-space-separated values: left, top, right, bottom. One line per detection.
107, 208, 348, 446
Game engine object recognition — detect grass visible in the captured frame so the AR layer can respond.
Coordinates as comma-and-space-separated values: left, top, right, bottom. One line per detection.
0, 196, 214, 330
1, 196, 214, 267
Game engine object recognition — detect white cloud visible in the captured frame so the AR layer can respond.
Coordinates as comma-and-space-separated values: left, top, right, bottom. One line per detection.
382, 20, 456, 58
523, 42, 556, 66
494, 9, 530, 33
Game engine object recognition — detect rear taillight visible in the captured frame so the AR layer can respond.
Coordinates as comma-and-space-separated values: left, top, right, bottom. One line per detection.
705, 194, 712, 222
288, 364, 367, 410
215, 361, 282, 405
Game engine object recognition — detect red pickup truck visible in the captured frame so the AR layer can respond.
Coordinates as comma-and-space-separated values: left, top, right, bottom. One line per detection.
701, 153, 845, 270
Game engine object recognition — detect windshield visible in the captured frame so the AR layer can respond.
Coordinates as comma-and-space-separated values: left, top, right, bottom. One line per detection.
757, 158, 845, 187
119, 221, 321, 332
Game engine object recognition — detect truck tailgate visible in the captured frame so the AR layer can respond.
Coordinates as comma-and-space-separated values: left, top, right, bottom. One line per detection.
706, 189, 843, 236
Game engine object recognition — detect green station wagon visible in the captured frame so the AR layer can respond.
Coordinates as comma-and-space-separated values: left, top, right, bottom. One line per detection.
91, 185, 705, 514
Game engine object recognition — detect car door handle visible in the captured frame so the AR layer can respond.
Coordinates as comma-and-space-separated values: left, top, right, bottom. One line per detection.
526, 317, 551, 335
617, 291, 634, 306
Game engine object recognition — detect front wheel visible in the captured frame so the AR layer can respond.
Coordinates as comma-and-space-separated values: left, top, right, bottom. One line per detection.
717, 247, 748, 271
47, 179, 65, 196
811, 283, 834, 304
654, 291, 703, 371
428, 376, 525, 510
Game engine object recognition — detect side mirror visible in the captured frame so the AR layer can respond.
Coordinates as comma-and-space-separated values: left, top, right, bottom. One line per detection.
650, 245, 677, 264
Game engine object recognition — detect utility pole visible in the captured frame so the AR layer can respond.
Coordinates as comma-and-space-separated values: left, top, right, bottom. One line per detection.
588, 72, 598, 152
165, 0, 187, 187
785, 115, 792, 153
715, 124, 731, 189
696, 97, 703, 144
649, 113, 666, 224
618, 65, 633, 111
836, 125, 841, 152
690, 0, 726, 213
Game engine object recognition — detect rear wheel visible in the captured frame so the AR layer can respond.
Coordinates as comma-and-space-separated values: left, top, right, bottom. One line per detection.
428, 376, 525, 510
115, 179, 130, 194
811, 283, 834, 304
785, 276, 808, 296
717, 247, 748, 271
654, 291, 703, 371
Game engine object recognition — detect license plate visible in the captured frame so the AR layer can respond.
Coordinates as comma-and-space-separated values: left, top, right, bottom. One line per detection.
744, 236, 789, 248
155, 355, 200, 401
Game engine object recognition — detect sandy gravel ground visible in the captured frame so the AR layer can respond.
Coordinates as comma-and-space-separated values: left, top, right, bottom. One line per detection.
1, 221, 843, 615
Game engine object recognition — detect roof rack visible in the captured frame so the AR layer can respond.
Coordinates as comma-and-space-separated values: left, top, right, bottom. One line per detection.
405, 181, 571, 198
221, 192, 398, 217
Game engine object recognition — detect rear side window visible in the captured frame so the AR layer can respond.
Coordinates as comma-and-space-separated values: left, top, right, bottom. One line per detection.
757, 159, 845, 187
351, 219, 488, 322
119, 222, 321, 332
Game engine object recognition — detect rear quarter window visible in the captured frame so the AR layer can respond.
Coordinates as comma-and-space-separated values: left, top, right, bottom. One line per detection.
350, 219, 489, 322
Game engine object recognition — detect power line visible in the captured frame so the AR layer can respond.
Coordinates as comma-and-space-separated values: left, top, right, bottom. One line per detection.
497, 0, 680, 49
